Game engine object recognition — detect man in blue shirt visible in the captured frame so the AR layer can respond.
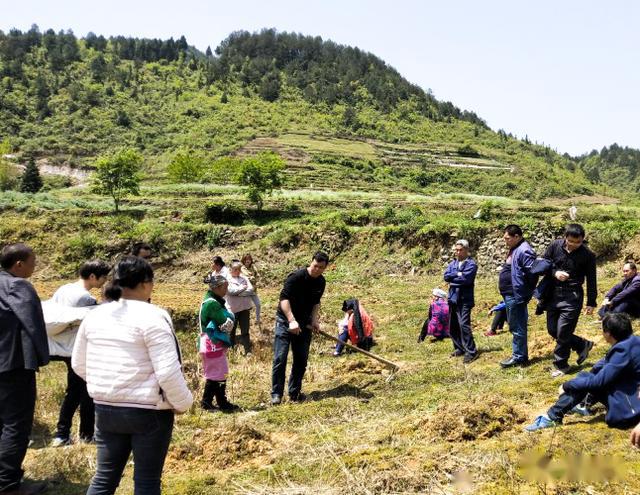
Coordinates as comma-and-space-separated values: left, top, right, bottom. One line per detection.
444, 240, 478, 364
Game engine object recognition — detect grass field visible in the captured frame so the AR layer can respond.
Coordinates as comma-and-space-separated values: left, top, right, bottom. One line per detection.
24, 255, 640, 495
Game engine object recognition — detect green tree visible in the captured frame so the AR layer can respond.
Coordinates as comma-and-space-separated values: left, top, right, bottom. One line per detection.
20, 157, 43, 193
236, 152, 285, 210
91, 148, 142, 212
167, 149, 204, 183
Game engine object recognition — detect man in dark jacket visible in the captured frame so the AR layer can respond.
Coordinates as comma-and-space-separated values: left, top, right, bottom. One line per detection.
543, 224, 597, 377
599, 262, 640, 318
271, 252, 328, 405
0, 243, 49, 494
499, 225, 538, 368
526, 313, 640, 431
443, 239, 478, 364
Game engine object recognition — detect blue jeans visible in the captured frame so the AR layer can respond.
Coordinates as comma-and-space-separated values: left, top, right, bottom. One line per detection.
87, 405, 174, 495
504, 295, 529, 362
334, 328, 349, 354
271, 316, 312, 398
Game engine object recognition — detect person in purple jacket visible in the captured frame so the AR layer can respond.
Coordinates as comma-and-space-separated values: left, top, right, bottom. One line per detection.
599, 262, 640, 319
444, 240, 479, 364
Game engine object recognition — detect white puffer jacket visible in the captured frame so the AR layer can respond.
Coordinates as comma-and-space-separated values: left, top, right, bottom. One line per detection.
71, 299, 193, 413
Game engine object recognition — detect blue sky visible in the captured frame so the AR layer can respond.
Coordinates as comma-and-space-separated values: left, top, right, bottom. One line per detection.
2, 0, 639, 156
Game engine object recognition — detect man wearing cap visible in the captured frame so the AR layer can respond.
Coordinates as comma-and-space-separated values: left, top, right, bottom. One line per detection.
443, 240, 479, 364
271, 251, 328, 405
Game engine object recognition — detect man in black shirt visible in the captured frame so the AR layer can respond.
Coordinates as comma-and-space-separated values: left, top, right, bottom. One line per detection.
271, 252, 328, 405
543, 224, 597, 377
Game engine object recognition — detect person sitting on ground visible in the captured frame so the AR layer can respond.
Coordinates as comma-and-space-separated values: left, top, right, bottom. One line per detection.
334, 299, 375, 356
49, 260, 111, 448
418, 289, 450, 343
72, 256, 192, 495
485, 300, 507, 337
131, 242, 152, 260
525, 313, 640, 432
599, 262, 640, 319
198, 275, 239, 412
225, 261, 255, 355
241, 253, 262, 326
203, 255, 228, 283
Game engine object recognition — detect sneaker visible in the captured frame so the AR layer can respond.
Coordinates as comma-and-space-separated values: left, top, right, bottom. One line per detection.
450, 350, 464, 358
524, 415, 557, 432
463, 353, 479, 364
51, 437, 71, 448
271, 394, 282, 406
577, 340, 594, 366
568, 404, 593, 416
289, 392, 306, 403
551, 367, 570, 378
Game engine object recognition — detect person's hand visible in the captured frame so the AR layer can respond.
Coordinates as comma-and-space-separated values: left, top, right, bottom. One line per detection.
555, 270, 570, 282
488, 309, 494, 316
630, 423, 640, 448
288, 320, 301, 335
457, 271, 463, 277
220, 318, 234, 333
309, 320, 321, 333
558, 384, 565, 395
601, 298, 611, 307
584, 306, 595, 316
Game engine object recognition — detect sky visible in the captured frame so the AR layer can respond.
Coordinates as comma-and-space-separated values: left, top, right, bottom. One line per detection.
2, 0, 639, 156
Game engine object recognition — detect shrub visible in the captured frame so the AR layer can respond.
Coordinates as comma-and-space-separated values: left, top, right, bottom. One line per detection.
204, 202, 247, 225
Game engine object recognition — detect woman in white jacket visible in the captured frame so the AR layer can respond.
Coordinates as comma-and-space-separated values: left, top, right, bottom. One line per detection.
225, 261, 255, 355
72, 256, 193, 495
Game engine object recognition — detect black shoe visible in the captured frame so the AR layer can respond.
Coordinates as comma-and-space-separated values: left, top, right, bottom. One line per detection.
200, 401, 217, 411
463, 353, 479, 364
450, 350, 464, 358
271, 394, 282, 406
219, 401, 241, 413
500, 357, 528, 368
2, 481, 48, 495
577, 340, 594, 365
289, 392, 306, 403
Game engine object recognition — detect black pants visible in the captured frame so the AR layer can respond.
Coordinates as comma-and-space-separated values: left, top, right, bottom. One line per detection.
51, 356, 95, 441
449, 302, 477, 357
546, 288, 589, 369
548, 390, 603, 423
490, 309, 507, 332
271, 317, 312, 398
0, 369, 36, 492
231, 309, 252, 354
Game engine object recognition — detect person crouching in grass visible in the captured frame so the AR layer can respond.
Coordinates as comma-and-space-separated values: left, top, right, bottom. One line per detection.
525, 313, 640, 432
199, 275, 239, 412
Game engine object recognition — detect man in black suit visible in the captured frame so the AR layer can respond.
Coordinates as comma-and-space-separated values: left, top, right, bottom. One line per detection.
0, 243, 49, 494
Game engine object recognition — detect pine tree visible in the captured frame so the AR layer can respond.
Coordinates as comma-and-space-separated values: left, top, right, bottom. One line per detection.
20, 158, 43, 193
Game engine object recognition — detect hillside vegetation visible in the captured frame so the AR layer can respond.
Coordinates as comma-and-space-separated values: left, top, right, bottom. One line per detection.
0, 26, 610, 200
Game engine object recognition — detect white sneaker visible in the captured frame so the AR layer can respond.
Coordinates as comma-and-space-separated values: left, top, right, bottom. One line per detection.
550, 368, 569, 378
51, 437, 71, 447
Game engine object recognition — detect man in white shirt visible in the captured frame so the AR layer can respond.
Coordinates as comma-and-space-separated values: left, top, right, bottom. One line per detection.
49, 260, 110, 447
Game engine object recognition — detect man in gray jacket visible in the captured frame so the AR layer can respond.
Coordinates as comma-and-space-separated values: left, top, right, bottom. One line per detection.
0, 243, 49, 494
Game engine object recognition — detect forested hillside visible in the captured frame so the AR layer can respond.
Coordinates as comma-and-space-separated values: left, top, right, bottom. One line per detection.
579, 144, 640, 192
0, 25, 610, 199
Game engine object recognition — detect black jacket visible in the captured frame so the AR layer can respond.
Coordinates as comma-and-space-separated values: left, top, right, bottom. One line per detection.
0, 270, 49, 372
543, 239, 598, 307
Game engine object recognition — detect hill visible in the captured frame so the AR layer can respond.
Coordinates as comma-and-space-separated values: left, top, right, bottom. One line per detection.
0, 26, 603, 200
